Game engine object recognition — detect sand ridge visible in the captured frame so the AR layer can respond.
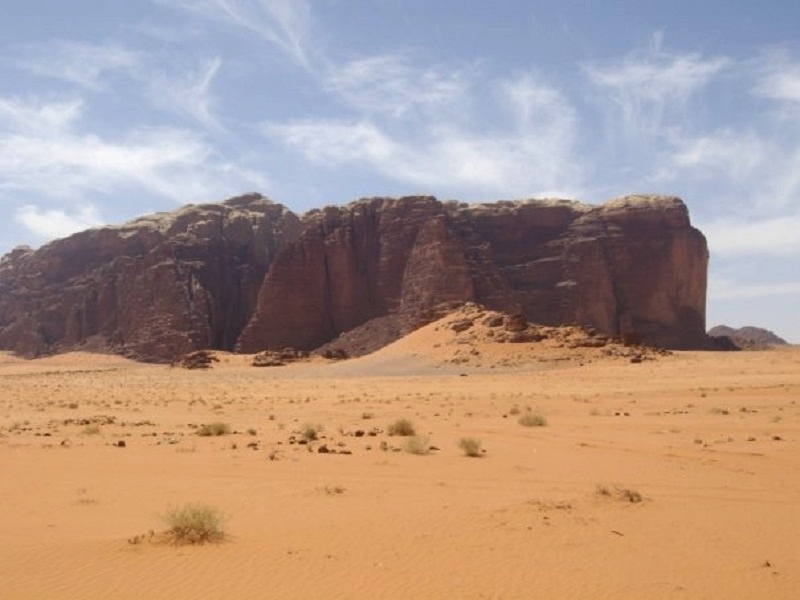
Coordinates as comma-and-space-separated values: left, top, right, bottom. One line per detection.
1, 324, 798, 598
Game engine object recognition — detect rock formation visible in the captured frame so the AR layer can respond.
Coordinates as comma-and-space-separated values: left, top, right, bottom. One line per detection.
708, 325, 788, 348
0, 193, 709, 361
0, 194, 300, 360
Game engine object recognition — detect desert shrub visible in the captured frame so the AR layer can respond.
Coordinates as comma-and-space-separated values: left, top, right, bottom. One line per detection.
388, 418, 416, 436
162, 503, 226, 544
518, 412, 547, 427
197, 422, 231, 437
596, 484, 643, 503
82, 424, 101, 435
458, 437, 483, 457
404, 435, 430, 455
619, 488, 643, 503
300, 423, 319, 441
508, 405, 521, 416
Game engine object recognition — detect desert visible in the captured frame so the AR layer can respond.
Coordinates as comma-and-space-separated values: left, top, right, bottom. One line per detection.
2, 306, 798, 599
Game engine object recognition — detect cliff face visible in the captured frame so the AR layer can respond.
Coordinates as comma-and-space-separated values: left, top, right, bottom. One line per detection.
238, 194, 708, 352
0, 194, 300, 360
0, 193, 708, 361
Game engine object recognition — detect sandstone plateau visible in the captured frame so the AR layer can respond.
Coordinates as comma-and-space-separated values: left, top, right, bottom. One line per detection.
0, 193, 708, 362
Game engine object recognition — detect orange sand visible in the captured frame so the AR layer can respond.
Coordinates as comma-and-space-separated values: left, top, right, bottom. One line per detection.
1, 316, 798, 599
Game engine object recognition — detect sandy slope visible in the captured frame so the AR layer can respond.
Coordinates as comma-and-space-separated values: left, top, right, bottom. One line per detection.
1, 325, 799, 599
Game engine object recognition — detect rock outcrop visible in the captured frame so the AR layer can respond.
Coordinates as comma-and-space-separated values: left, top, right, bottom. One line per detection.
0, 194, 300, 360
0, 193, 709, 361
238, 194, 708, 353
708, 325, 788, 348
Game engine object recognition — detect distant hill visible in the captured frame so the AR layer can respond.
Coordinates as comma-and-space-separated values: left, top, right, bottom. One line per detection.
708, 325, 788, 348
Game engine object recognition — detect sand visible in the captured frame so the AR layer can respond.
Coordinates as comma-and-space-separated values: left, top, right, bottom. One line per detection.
1, 316, 799, 599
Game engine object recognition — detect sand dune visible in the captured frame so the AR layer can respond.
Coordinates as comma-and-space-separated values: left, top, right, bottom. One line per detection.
1, 321, 798, 598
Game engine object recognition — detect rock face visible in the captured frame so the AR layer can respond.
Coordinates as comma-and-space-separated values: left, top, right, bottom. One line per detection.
708, 325, 788, 348
0, 194, 300, 360
237, 194, 708, 352
0, 193, 709, 361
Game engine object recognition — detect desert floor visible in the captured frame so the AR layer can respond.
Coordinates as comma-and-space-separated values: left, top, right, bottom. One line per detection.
1, 320, 799, 599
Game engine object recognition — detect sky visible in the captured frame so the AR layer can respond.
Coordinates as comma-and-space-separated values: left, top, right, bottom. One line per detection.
0, 1, 798, 342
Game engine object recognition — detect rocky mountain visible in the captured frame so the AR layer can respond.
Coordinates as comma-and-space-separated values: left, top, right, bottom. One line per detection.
0, 193, 709, 361
708, 325, 788, 348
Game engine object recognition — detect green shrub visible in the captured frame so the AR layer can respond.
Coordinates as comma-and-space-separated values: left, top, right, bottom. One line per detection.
162, 503, 226, 544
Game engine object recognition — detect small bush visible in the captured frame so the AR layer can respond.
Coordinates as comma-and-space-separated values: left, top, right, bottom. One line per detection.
197, 422, 231, 437
518, 412, 547, 427
508, 405, 521, 416
619, 488, 643, 503
458, 437, 484, 457
162, 503, 226, 544
388, 418, 416, 436
300, 423, 319, 441
404, 435, 431, 455
596, 484, 643, 503
82, 424, 102, 435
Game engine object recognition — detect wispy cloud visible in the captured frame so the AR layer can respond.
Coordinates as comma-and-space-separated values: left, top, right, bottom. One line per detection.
4, 40, 139, 90
701, 214, 800, 258
143, 56, 224, 129
709, 276, 800, 301
0, 95, 268, 240
163, 0, 312, 67
15, 204, 104, 240
583, 32, 729, 140
325, 54, 474, 118
754, 50, 800, 104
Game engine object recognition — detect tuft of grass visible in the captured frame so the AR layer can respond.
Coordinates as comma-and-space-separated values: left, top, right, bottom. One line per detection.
388, 418, 416, 436
82, 424, 102, 435
618, 487, 643, 503
404, 435, 431, 455
596, 484, 644, 503
196, 422, 231, 436
518, 412, 547, 427
161, 503, 226, 544
508, 405, 521, 416
458, 437, 484, 457
300, 423, 320, 441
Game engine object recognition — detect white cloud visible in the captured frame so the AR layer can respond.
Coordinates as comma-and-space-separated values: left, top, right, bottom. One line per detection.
583, 33, 728, 138
659, 129, 765, 182
268, 67, 582, 198
325, 54, 473, 118
15, 204, 104, 240
0, 95, 270, 243
164, 0, 312, 67
754, 51, 800, 104
0, 97, 83, 135
701, 214, 800, 258
143, 56, 223, 128
4, 40, 139, 90
708, 276, 800, 301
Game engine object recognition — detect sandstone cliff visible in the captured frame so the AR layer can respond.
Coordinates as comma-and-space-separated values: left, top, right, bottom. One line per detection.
0, 194, 300, 360
237, 194, 708, 352
0, 193, 708, 361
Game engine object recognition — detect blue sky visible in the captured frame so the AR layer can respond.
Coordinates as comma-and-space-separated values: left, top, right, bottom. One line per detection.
1, 1, 798, 341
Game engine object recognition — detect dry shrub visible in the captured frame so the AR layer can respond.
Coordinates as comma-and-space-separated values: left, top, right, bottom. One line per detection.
162, 503, 226, 544
458, 437, 483, 457
388, 418, 416, 436
404, 435, 430, 455
197, 422, 231, 436
518, 412, 547, 427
